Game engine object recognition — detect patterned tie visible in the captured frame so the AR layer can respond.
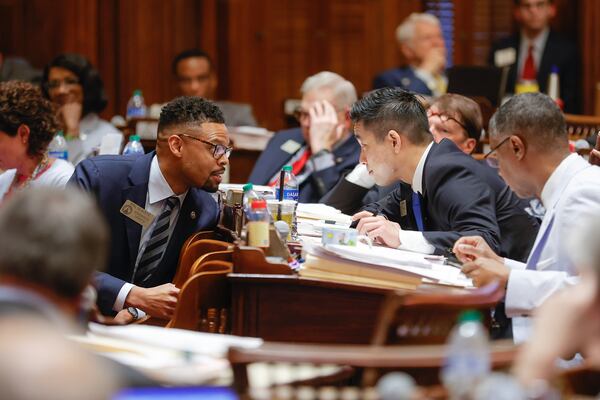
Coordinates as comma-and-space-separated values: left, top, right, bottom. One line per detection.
521, 45, 537, 81
411, 191, 425, 231
134, 196, 179, 284
525, 216, 554, 270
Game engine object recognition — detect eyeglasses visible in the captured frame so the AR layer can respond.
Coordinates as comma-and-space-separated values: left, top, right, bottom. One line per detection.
427, 110, 468, 131
45, 78, 80, 91
483, 136, 511, 168
178, 134, 233, 159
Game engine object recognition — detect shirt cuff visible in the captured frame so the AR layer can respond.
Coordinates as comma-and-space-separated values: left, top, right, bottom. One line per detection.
113, 282, 134, 312
345, 164, 376, 189
398, 230, 436, 254
311, 151, 335, 172
504, 258, 526, 271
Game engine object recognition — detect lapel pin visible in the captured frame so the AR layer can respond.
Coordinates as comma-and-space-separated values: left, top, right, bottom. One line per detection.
190, 211, 197, 220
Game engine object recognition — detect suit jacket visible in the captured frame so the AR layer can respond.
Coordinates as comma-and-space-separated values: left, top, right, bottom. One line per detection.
364, 140, 540, 261
322, 178, 401, 216
214, 100, 258, 127
248, 128, 361, 203
68, 152, 219, 314
372, 66, 432, 96
489, 31, 580, 113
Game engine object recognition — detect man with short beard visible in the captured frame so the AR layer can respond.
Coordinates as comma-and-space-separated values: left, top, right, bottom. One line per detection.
70, 96, 230, 320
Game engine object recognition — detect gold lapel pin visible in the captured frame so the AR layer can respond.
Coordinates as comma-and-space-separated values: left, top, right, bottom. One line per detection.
190, 211, 197, 220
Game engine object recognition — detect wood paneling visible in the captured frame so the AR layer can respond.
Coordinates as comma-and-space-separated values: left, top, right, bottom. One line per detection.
581, 0, 600, 115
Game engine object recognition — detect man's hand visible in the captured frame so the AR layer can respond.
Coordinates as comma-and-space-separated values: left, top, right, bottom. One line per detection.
461, 257, 510, 288
112, 309, 136, 325
589, 135, 600, 166
308, 100, 345, 154
125, 283, 180, 320
356, 215, 401, 248
419, 47, 446, 76
352, 210, 374, 222
60, 102, 82, 138
453, 236, 503, 264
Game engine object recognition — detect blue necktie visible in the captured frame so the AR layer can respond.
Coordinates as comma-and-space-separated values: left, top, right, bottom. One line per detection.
525, 216, 554, 270
412, 191, 425, 231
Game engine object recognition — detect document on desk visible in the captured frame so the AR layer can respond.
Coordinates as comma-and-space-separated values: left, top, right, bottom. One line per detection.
296, 203, 352, 225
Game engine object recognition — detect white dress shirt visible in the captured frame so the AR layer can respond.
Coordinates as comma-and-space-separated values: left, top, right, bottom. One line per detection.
68, 113, 123, 165
113, 155, 187, 312
517, 28, 550, 80
504, 154, 600, 343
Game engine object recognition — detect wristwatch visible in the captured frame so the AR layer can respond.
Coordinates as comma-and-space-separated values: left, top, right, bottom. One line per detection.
126, 306, 139, 320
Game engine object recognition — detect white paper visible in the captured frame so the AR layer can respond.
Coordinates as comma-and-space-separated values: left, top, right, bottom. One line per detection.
98, 133, 124, 155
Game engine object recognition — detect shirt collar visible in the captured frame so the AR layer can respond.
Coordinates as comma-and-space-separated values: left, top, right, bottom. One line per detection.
521, 27, 550, 52
540, 153, 579, 209
148, 155, 187, 205
412, 142, 434, 195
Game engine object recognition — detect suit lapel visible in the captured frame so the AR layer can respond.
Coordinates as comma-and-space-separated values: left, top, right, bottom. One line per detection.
162, 192, 200, 265
265, 130, 305, 183
537, 31, 555, 91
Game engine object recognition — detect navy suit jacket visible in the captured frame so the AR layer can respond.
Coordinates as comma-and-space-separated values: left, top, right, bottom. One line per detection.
248, 128, 360, 203
69, 152, 219, 314
363, 140, 539, 261
489, 31, 580, 113
372, 66, 433, 96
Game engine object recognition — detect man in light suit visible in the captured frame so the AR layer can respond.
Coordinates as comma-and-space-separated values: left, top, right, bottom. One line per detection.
172, 49, 257, 127
373, 13, 447, 97
454, 93, 600, 343
489, 0, 579, 113
70, 97, 229, 319
248, 71, 360, 203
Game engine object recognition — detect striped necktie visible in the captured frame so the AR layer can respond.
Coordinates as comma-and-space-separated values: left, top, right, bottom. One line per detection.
134, 196, 179, 284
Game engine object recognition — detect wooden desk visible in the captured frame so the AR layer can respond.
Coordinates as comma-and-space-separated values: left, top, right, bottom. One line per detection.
229, 273, 399, 344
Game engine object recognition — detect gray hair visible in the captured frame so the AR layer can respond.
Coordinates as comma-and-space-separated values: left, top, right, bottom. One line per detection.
488, 92, 568, 149
0, 187, 108, 299
300, 71, 357, 109
395, 13, 441, 46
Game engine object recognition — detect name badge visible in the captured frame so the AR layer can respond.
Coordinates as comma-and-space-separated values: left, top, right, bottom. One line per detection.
494, 48, 516, 67
120, 200, 155, 228
400, 200, 407, 217
280, 139, 302, 154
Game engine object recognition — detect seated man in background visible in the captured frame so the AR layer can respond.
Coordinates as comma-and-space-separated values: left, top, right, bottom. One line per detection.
70, 97, 227, 319
373, 13, 447, 97
169, 49, 257, 127
351, 88, 539, 264
454, 93, 600, 343
249, 71, 360, 203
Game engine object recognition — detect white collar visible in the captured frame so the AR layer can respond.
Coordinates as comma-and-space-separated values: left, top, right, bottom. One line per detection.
412, 142, 434, 195
521, 28, 550, 51
540, 153, 583, 210
148, 155, 187, 206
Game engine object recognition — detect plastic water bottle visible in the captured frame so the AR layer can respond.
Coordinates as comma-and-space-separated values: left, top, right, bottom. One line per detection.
246, 199, 270, 249
274, 165, 299, 240
126, 89, 147, 119
441, 310, 491, 399
242, 183, 262, 213
122, 135, 145, 156
48, 131, 68, 161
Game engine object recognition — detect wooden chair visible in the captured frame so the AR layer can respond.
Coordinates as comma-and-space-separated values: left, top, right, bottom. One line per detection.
371, 281, 505, 346
190, 249, 233, 276
166, 260, 233, 331
564, 113, 600, 141
172, 239, 232, 288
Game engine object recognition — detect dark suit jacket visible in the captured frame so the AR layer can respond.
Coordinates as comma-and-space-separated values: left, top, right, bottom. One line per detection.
322, 178, 401, 216
372, 66, 433, 96
489, 31, 580, 113
69, 152, 219, 314
363, 140, 540, 261
248, 128, 360, 203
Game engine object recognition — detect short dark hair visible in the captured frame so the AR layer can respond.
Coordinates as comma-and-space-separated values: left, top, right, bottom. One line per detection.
0, 81, 59, 157
172, 49, 212, 76
158, 96, 225, 133
488, 92, 567, 149
350, 87, 431, 144
514, 0, 553, 5
431, 94, 483, 141
0, 187, 108, 300
41, 53, 108, 115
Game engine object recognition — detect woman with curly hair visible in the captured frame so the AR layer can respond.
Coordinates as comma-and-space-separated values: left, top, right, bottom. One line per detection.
0, 80, 74, 200
41, 53, 122, 164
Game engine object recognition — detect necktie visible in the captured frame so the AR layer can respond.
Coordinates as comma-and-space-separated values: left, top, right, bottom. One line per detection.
525, 216, 554, 270
134, 196, 179, 284
411, 191, 425, 232
268, 147, 312, 187
521, 45, 537, 81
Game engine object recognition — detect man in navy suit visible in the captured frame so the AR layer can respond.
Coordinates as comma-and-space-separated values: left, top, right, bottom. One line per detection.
248, 71, 360, 203
70, 97, 229, 319
489, 0, 579, 113
372, 13, 447, 97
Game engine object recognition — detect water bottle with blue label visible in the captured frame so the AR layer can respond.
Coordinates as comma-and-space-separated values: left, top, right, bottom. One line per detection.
126, 89, 147, 119
48, 131, 68, 161
122, 135, 145, 156
275, 165, 299, 240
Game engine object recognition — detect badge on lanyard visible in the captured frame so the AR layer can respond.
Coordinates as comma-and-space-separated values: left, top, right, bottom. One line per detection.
400, 200, 408, 217
120, 200, 155, 228
280, 139, 302, 154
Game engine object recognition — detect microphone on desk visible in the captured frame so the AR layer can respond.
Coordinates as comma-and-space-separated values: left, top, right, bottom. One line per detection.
376, 372, 418, 400
274, 220, 290, 242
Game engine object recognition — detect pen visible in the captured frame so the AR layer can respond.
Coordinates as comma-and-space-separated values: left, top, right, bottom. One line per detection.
349, 210, 379, 229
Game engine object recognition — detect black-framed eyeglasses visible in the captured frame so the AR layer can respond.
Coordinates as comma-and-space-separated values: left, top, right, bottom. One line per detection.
178, 134, 233, 159
483, 136, 511, 168
427, 110, 468, 131
44, 77, 80, 91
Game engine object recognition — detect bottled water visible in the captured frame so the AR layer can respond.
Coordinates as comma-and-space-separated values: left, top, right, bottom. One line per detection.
246, 199, 270, 249
441, 310, 490, 399
274, 165, 299, 240
126, 89, 147, 119
242, 183, 262, 214
48, 131, 68, 161
122, 135, 145, 156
